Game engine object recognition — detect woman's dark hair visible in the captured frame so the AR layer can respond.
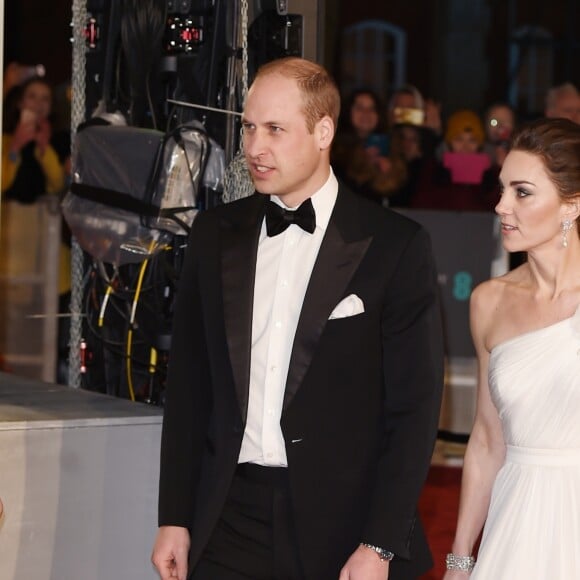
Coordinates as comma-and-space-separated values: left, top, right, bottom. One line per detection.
2, 76, 53, 133
510, 118, 580, 202
338, 87, 387, 135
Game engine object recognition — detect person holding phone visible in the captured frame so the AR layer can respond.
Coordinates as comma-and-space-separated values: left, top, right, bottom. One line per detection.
331, 88, 406, 204
386, 84, 444, 208
2, 75, 70, 380
407, 109, 499, 212
2, 76, 65, 202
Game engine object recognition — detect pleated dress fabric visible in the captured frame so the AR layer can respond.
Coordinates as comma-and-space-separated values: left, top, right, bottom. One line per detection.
472, 308, 580, 579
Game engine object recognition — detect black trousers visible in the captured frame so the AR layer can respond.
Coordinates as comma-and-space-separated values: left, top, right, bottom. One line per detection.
190, 464, 305, 580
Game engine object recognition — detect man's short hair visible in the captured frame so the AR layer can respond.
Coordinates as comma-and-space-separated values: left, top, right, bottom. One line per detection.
252, 57, 341, 134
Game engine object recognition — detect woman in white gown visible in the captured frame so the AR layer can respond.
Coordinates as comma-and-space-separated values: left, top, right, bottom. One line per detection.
444, 117, 580, 579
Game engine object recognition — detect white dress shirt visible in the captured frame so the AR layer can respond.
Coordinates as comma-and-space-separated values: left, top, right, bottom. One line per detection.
238, 170, 339, 466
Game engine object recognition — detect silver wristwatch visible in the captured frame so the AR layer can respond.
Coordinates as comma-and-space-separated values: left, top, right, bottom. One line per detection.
360, 542, 395, 561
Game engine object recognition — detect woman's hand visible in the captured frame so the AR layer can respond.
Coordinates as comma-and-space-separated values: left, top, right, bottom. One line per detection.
443, 570, 471, 579
10, 114, 37, 153
365, 147, 392, 174
35, 118, 52, 156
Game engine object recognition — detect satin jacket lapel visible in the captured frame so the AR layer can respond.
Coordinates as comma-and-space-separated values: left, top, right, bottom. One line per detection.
283, 190, 372, 410
221, 194, 265, 420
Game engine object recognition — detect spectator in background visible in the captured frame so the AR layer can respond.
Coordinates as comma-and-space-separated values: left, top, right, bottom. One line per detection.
544, 82, 580, 124
3, 61, 46, 98
332, 88, 406, 204
483, 102, 516, 167
444, 109, 485, 154
386, 84, 443, 207
387, 84, 443, 138
2, 76, 65, 201
411, 109, 496, 212
1, 75, 71, 383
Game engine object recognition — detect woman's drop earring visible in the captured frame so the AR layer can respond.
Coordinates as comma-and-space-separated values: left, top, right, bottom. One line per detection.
562, 219, 573, 248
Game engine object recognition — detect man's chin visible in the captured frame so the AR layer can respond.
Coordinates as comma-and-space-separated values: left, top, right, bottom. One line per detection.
253, 183, 278, 196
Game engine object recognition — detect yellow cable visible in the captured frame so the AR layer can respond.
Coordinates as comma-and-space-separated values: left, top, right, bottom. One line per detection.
149, 347, 158, 374
98, 285, 113, 327
126, 241, 157, 402
126, 327, 135, 401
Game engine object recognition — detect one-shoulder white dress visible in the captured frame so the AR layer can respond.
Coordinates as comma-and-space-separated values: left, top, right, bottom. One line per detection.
471, 309, 580, 579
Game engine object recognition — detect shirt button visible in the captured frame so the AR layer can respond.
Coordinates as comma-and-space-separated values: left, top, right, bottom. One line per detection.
266, 452, 273, 458
270, 365, 277, 372
281, 280, 288, 287
275, 321, 282, 328
267, 408, 274, 416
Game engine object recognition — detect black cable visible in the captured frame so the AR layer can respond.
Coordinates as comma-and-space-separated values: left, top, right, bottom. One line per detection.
120, 0, 167, 127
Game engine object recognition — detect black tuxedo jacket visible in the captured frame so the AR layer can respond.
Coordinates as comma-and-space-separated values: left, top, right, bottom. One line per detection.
158, 185, 444, 579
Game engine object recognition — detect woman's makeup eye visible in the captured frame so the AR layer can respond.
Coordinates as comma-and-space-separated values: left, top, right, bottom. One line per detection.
516, 187, 530, 198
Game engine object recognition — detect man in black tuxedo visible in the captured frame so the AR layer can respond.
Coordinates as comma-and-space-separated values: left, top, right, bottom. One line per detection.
152, 57, 444, 580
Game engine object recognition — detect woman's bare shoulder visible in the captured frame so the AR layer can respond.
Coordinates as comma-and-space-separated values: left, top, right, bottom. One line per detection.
470, 278, 504, 318
470, 265, 529, 348
472, 265, 527, 306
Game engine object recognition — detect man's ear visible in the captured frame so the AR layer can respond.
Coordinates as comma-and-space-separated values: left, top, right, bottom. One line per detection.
316, 115, 335, 150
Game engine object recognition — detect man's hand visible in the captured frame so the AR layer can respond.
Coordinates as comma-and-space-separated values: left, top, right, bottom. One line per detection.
151, 525, 190, 580
338, 544, 390, 580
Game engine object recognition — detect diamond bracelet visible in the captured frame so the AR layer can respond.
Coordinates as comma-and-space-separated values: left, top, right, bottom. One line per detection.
445, 553, 475, 572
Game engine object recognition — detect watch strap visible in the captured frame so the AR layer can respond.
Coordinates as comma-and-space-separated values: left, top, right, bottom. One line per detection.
360, 542, 395, 562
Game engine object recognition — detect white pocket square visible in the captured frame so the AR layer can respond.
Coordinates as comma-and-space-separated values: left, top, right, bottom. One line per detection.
328, 294, 365, 320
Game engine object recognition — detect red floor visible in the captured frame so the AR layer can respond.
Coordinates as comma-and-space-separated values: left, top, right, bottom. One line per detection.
418, 465, 462, 579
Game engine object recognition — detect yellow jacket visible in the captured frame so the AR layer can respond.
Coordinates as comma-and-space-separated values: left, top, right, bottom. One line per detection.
2, 133, 65, 194
1, 133, 70, 295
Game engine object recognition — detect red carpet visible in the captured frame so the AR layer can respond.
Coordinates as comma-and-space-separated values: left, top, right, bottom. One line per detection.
418, 464, 462, 579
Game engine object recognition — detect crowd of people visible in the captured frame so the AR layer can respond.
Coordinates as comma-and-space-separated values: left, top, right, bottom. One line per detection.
332, 80, 580, 213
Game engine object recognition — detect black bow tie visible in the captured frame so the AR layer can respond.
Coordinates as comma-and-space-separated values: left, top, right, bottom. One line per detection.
265, 198, 316, 237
